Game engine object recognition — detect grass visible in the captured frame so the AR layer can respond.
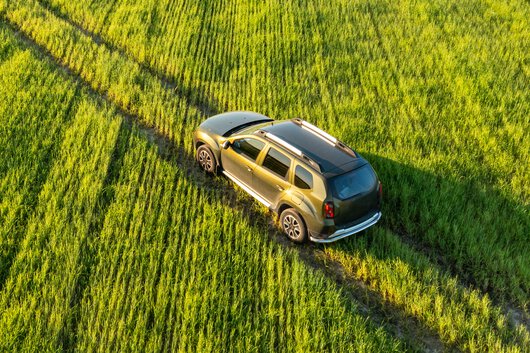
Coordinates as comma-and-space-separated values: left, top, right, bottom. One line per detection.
0, 0, 529, 351
0, 21, 401, 352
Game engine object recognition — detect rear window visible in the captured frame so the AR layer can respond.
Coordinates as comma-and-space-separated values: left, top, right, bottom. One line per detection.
331, 165, 376, 200
294, 166, 313, 189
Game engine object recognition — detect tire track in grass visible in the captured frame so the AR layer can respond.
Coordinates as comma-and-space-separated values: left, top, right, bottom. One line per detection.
4, 0, 203, 154
359, 0, 530, 325
0, 33, 80, 291
325, 227, 530, 352
56, 119, 132, 351
11, 2, 512, 350
381, 182, 530, 335
32, 0, 221, 155
2, 10, 442, 351
1, 18, 182, 162
37, 0, 219, 118
273, 235, 450, 353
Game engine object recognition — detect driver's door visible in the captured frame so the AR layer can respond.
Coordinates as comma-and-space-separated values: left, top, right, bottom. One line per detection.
221, 137, 266, 197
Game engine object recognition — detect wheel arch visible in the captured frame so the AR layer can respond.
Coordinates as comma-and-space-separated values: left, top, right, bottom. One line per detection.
194, 136, 222, 168
277, 202, 293, 216
276, 199, 320, 234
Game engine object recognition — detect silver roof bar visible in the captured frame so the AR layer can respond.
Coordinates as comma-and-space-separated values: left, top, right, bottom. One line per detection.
263, 132, 322, 171
299, 120, 337, 145
264, 132, 303, 156
293, 118, 357, 158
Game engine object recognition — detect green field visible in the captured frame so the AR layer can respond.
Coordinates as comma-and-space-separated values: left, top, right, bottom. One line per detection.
0, 0, 529, 351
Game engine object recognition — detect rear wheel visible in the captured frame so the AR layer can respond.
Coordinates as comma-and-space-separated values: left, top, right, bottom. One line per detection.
196, 145, 216, 174
280, 209, 307, 243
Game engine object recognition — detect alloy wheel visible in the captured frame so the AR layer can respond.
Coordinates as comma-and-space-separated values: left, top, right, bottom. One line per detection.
283, 215, 301, 239
198, 149, 213, 171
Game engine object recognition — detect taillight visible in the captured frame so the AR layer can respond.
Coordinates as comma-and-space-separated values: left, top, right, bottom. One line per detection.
324, 201, 334, 219
378, 182, 383, 199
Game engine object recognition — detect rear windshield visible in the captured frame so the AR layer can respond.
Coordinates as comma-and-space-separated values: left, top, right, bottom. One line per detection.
331, 165, 376, 200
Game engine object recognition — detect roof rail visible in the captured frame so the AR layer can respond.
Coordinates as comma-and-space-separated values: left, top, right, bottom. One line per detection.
292, 118, 357, 157
293, 118, 337, 145
262, 131, 322, 172
265, 132, 302, 156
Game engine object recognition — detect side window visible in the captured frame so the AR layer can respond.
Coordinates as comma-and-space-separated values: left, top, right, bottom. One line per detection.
294, 165, 313, 189
232, 138, 265, 161
262, 147, 291, 178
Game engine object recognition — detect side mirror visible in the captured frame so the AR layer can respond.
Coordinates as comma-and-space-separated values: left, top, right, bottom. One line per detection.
221, 140, 231, 149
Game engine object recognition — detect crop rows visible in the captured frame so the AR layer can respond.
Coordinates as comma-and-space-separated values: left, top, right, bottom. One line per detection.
30, 0, 530, 306
0, 18, 402, 353
0, 38, 77, 288
0, 0, 529, 351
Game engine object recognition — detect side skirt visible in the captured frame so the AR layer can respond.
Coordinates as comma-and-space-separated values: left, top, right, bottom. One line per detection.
222, 170, 272, 209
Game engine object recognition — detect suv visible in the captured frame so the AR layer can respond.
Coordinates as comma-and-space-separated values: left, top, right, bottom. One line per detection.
193, 111, 382, 243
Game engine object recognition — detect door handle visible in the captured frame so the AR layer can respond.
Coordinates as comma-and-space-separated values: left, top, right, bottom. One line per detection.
275, 184, 284, 191
246, 165, 252, 172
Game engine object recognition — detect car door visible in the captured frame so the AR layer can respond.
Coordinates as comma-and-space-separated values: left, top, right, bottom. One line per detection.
252, 146, 292, 207
221, 137, 265, 189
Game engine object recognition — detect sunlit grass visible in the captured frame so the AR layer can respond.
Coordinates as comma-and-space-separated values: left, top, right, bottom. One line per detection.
1, 0, 528, 351
0, 22, 401, 352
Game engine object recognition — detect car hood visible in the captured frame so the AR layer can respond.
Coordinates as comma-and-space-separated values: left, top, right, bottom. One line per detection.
199, 111, 273, 137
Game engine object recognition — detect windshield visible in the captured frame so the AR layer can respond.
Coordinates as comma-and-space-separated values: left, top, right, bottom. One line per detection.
331, 164, 376, 200
223, 120, 273, 137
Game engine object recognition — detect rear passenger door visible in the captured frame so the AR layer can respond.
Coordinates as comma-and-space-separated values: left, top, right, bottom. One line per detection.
253, 146, 292, 206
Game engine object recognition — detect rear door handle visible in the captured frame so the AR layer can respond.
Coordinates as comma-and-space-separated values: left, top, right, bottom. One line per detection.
246, 165, 252, 172
275, 184, 284, 191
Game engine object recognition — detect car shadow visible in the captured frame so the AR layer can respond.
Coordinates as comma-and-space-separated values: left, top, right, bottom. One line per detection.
160, 135, 529, 313
359, 152, 529, 308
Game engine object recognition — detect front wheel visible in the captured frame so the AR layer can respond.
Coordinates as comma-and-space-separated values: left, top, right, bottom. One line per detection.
280, 209, 307, 243
196, 145, 216, 174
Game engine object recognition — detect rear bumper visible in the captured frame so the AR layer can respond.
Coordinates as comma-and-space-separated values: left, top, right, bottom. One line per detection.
309, 211, 381, 243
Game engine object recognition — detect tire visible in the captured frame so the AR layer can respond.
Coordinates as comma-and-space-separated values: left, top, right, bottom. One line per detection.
196, 145, 216, 174
280, 209, 307, 243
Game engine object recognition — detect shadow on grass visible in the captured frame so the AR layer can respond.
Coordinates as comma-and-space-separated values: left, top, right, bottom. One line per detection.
363, 153, 529, 310
158, 145, 530, 351
37, 0, 221, 118
120, 124, 451, 352
0, 83, 81, 293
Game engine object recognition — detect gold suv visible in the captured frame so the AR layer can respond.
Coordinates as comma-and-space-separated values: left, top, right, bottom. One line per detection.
193, 111, 382, 243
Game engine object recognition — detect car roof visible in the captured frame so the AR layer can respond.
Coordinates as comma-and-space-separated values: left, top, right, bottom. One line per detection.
257, 120, 363, 175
